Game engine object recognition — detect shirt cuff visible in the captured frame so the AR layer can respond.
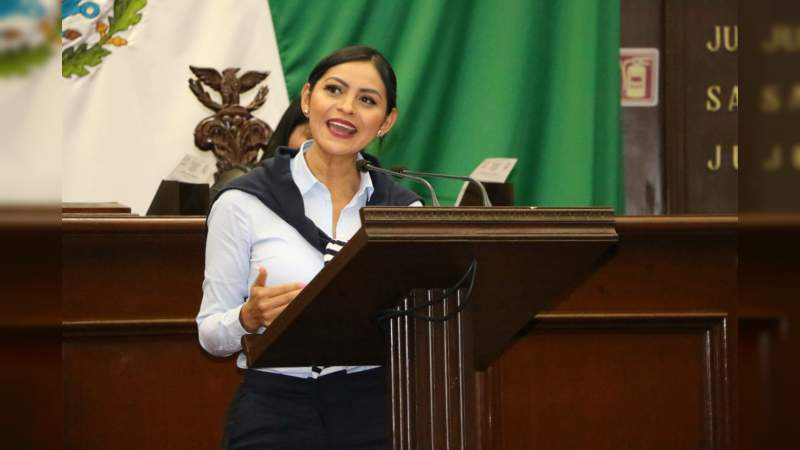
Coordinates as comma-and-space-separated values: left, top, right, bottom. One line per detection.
221, 304, 249, 339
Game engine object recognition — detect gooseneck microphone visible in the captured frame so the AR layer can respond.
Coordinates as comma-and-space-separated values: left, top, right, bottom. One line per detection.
356, 160, 440, 206
390, 166, 492, 207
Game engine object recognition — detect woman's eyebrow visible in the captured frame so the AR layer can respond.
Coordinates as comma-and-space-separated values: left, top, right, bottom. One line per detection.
324, 76, 383, 99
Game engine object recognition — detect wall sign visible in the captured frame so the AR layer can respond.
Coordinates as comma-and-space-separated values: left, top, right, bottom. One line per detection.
621, 48, 659, 107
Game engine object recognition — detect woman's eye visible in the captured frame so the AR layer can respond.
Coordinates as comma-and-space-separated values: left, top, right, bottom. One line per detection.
324, 85, 342, 95
360, 96, 377, 105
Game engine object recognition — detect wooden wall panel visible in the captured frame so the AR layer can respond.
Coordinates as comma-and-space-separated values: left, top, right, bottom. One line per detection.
479, 217, 737, 450
1, 208, 62, 450
0, 336, 62, 450
62, 220, 205, 321
738, 317, 780, 449
739, 225, 800, 450
664, 0, 738, 213
494, 317, 726, 450
61, 217, 239, 450
63, 333, 240, 450
621, 0, 665, 214
622, 0, 741, 214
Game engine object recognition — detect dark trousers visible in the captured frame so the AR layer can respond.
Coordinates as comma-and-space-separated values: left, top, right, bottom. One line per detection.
221, 367, 388, 450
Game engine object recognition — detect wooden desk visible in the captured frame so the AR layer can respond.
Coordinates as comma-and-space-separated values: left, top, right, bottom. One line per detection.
59, 215, 744, 450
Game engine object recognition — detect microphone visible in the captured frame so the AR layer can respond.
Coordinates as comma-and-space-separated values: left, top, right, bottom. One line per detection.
389, 166, 492, 206
356, 160, 440, 206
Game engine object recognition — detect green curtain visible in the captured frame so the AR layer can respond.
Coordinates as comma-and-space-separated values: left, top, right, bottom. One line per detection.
270, 0, 623, 211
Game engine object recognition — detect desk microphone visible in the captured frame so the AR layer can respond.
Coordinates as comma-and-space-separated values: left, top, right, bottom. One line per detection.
356, 160, 440, 206
389, 166, 492, 206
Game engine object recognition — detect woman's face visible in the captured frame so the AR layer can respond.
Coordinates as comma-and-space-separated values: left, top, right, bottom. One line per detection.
301, 61, 397, 158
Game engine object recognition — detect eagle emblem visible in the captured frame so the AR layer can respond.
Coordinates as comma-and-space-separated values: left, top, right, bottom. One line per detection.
189, 66, 274, 181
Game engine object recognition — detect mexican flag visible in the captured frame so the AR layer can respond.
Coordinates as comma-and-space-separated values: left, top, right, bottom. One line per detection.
61, 0, 622, 213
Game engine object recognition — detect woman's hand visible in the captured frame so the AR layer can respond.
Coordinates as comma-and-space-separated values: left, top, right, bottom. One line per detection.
239, 266, 305, 332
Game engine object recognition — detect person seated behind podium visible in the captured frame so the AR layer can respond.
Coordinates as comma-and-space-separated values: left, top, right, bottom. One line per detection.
210, 99, 310, 201
260, 97, 310, 161
196, 45, 422, 450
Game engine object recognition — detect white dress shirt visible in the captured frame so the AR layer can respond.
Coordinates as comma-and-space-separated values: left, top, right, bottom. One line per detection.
197, 140, 420, 377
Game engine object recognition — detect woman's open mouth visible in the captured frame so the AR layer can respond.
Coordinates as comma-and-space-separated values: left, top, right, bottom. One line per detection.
326, 119, 358, 138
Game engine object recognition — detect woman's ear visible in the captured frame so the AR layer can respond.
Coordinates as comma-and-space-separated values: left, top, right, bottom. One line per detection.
379, 108, 399, 136
300, 84, 312, 116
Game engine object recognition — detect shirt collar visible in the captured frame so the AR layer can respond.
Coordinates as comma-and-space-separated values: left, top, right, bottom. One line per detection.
291, 140, 375, 201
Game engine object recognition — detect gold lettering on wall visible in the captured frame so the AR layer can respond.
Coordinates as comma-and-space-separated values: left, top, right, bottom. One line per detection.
790, 84, 800, 110
706, 85, 721, 111
761, 84, 782, 112
763, 145, 783, 171
706, 85, 738, 112
707, 145, 722, 171
707, 145, 739, 171
793, 144, 800, 170
763, 145, 800, 171
759, 83, 800, 113
762, 25, 800, 53
728, 85, 739, 111
706, 25, 739, 52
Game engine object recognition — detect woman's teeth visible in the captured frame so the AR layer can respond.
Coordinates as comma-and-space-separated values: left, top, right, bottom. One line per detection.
328, 120, 357, 136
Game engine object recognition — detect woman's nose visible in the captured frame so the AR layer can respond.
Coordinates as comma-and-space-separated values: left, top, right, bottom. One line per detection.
336, 95, 356, 114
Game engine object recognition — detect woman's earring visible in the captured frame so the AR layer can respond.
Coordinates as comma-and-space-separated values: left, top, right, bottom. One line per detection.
377, 130, 384, 137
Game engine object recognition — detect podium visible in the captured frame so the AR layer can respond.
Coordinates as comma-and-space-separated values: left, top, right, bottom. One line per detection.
243, 207, 617, 449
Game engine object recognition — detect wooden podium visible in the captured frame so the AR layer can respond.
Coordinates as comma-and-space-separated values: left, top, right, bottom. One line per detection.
242, 207, 617, 449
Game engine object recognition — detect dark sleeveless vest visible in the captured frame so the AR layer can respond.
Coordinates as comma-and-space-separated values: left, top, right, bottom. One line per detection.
211, 147, 421, 253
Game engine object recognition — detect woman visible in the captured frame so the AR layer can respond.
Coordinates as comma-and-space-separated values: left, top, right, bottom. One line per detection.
197, 45, 421, 450
260, 97, 310, 161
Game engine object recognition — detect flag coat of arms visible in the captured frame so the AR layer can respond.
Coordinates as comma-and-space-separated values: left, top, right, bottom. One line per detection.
62, 0, 290, 214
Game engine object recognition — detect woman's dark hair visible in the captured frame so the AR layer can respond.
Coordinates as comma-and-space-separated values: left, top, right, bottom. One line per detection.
260, 97, 308, 161
307, 45, 397, 115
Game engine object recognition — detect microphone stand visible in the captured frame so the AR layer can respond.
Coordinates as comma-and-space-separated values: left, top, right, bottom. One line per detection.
392, 167, 492, 207
357, 160, 441, 206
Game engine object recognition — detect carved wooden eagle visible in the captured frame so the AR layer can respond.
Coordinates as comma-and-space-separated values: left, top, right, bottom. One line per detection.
188, 66, 270, 111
